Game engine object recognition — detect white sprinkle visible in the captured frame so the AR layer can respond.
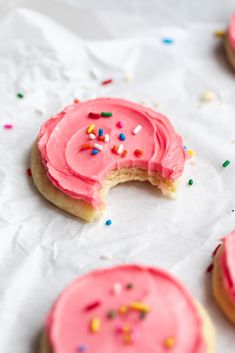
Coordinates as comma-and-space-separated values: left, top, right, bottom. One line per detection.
124, 73, 133, 83
113, 282, 122, 295
90, 67, 101, 79
94, 143, 103, 151
117, 144, 124, 155
133, 125, 142, 135
100, 253, 112, 260
200, 90, 216, 102
104, 134, 110, 143
89, 133, 96, 140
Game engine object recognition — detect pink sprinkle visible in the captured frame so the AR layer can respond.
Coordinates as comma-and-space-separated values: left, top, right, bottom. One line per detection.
101, 79, 113, 85
4, 124, 13, 129
117, 121, 124, 128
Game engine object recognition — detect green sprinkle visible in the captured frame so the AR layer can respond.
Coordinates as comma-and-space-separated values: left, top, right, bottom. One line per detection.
17, 92, 24, 99
101, 112, 112, 117
140, 311, 147, 320
107, 310, 116, 319
222, 160, 230, 168
188, 179, 193, 186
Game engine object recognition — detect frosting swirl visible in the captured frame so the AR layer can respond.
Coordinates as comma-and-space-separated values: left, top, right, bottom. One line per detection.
46, 265, 206, 353
220, 230, 235, 301
228, 15, 235, 49
38, 98, 186, 207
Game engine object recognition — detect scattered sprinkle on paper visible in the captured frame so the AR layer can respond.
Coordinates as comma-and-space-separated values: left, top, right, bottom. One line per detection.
17, 92, 24, 99
105, 219, 112, 226
200, 90, 216, 102
162, 38, 174, 45
214, 30, 225, 38
3, 124, 13, 129
124, 73, 133, 83
100, 254, 112, 260
101, 78, 113, 85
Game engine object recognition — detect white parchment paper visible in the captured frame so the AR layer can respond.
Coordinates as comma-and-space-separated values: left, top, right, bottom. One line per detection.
0, 2, 234, 352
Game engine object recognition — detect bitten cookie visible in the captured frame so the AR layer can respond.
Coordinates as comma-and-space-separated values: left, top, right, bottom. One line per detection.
212, 230, 235, 324
31, 98, 187, 222
40, 265, 215, 353
225, 15, 235, 70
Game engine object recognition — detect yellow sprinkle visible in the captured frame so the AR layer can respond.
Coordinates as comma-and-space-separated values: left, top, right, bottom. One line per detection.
87, 124, 95, 134
188, 149, 196, 157
130, 302, 151, 313
119, 305, 128, 314
214, 30, 226, 38
90, 317, 101, 333
164, 337, 175, 349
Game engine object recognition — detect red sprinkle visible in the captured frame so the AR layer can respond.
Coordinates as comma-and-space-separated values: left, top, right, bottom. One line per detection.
88, 112, 100, 119
101, 79, 113, 85
212, 244, 221, 257
27, 168, 32, 177
85, 301, 101, 311
206, 263, 214, 273
4, 124, 13, 129
73, 98, 80, 104
122, 150, 128, 158
134, 149, 143, 157
112, 145, 118, 154
98, 136, 105, 141
81, 143, 92, 150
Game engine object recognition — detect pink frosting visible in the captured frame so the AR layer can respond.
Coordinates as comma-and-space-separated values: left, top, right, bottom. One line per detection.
38, 98, 186, 207
220, 230, 235, 301
46, 265, 206, 353
228, 15, 235, 49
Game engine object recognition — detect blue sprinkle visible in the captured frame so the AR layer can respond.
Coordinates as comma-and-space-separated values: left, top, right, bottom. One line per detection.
91, 149, 99, 155
98, 128, 104, 137
183, 145, 187, 150
76, 344, 87, 352
119, 133, 126, 141
162, 38, 174, 45
106, 219, 112, 226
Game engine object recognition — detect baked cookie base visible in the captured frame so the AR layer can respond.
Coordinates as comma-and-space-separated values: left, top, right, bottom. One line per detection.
39, 302, 215, 353
225, 34, 235, 71
31, 143, 179, 222
212, 245, 235, 324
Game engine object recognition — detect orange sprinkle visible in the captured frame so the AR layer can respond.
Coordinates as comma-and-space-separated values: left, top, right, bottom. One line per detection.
134, 149, 143, 157
73, 98, 80, 103
112, 145, 118, 154
121, 149, 128, 158
164, 337, 175, 349
119, 305, 128, 315
80, 143, 92, 150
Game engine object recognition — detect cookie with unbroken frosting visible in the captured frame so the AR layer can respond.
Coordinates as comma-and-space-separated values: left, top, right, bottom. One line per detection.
212, 230, 235, 324
225, 15, 235, 70
40, 265, 215, 353
31, 98, 187, 221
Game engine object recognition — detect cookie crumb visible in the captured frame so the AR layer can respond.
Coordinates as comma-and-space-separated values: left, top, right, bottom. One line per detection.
214, 30, 225, 38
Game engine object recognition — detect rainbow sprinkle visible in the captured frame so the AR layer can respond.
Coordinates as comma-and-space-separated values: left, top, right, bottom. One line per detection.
87, 124, 95, 134
164, 337, 175, 349
134, 149, 143, 157
4, 124, 13, 129
106, 219, 112, 226
119, 133, 126, 141
101, 112, 112, 117
223, 160, 230, 168
88, 112, 100, 119
98, 128, 104, 137
91, 149, 99, 155
90, 317, 101, 333
117, 121, 124, 128
133, 125, 142, 135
